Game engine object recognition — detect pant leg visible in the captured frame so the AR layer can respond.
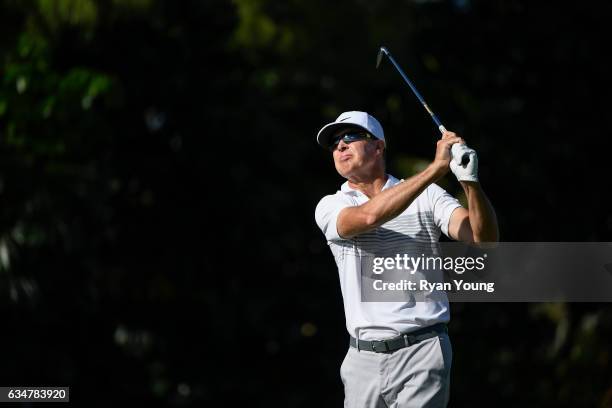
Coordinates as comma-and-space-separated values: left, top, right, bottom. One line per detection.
341, 347, 389, 408
382, 333, 452, 408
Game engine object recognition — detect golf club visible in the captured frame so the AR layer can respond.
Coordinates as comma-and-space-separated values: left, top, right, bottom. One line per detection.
376, 46, 470, 166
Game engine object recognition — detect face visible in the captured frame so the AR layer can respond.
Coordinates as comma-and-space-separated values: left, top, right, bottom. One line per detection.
330, 128, 385, 179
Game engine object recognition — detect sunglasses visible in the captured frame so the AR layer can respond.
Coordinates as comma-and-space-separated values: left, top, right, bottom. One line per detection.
329, 132, 373, 151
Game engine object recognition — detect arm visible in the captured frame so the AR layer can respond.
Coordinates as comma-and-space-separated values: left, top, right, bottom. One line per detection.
337, 133, 462, 239
445, 133, 499, 244
337, 165, 443, 239
448, 184, 499, 244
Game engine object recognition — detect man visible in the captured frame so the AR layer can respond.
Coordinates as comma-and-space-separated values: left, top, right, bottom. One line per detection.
314, 111, 498, 408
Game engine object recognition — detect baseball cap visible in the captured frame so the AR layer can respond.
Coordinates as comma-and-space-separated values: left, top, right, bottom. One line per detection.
316, 111, 385, 149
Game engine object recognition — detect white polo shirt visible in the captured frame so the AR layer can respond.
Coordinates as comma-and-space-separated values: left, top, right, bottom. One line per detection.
315, 174, 462, 341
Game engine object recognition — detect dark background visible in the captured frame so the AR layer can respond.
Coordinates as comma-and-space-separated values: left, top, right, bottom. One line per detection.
1, 0, 611, 406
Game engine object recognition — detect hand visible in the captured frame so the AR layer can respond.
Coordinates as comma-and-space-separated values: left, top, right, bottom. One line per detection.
450, 144, 478, 182
432, 131, 465, 176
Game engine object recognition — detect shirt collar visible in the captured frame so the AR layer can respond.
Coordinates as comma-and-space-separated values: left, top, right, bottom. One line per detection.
340, 174, 400, 195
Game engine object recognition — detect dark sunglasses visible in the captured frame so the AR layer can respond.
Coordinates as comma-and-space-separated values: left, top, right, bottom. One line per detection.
329, 132, 373, 151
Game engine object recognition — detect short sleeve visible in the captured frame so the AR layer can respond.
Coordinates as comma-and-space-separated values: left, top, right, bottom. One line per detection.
427, 183, 462, 238
315, 193, 352, 242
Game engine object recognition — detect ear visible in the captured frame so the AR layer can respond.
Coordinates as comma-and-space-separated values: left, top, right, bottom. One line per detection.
375, 140, 385, 155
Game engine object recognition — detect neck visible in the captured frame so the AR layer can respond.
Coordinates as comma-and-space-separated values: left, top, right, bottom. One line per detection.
347, 172, 388, 198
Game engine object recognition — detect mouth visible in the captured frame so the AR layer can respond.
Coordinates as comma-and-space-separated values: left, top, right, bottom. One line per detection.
339, 154, 352, 162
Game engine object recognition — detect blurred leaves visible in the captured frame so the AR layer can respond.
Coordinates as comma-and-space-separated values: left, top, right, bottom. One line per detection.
230, 0, 299, 56
36, 0, 99, 29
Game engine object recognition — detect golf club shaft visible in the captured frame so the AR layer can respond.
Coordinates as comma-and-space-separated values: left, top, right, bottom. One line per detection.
382, 51, 446, 134
378, 47, 469, 165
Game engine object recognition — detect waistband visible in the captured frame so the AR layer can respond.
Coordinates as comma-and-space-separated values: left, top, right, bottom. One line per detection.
349, 323, 447, 353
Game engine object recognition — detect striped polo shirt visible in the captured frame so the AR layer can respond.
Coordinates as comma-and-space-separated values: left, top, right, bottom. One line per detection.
315, 174, 462, 341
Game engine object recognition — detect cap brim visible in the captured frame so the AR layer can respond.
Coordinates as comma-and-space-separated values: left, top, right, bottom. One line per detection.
316, 122, 369, 148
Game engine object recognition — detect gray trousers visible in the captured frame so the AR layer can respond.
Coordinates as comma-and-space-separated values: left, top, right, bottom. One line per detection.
340, 333, 452, 408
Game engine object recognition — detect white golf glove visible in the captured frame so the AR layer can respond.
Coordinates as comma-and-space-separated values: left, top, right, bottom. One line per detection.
450, 143, 478, 182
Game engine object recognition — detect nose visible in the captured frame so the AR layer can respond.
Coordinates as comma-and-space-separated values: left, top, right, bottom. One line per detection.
336, 140, 349, 151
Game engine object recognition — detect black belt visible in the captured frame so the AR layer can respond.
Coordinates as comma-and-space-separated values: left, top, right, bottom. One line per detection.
349, 323, 447, 353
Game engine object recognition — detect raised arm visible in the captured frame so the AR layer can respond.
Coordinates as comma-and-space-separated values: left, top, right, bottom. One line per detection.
448, 182, 499, 244
446, 135, 499, 244
337, 132, 462, 239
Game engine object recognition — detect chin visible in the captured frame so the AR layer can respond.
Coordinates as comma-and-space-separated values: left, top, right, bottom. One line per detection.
335, 169, 348, 178
335, 164, 352, 177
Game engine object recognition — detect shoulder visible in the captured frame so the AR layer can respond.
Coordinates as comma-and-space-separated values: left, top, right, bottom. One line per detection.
423, 182, 454, 203
426, 182, 448, 196
314, 191, 355, 239
315, 191, 352, 215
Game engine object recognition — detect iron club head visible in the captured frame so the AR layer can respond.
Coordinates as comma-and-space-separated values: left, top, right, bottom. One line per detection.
376, 46, 389, 69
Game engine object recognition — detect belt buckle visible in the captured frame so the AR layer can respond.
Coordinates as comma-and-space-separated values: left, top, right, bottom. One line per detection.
403, 334, 417, 347
371, 340, 388, 353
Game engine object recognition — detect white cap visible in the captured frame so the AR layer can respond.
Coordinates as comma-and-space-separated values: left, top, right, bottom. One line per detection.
316, 111, 385, 148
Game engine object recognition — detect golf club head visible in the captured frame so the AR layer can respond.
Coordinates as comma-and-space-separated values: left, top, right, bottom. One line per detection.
376, 46, 389, 69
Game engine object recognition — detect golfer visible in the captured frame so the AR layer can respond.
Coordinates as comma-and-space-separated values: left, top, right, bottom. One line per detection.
314, 111, 498, 408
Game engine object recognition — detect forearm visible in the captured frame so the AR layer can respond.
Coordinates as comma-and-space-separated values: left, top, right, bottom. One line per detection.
338, 164, 444, 239
460, 181, 499, 242
366, 164, 442, 225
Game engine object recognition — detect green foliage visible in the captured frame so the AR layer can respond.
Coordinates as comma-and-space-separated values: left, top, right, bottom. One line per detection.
2, 31, 115, 155
231, 0, 295, 54
36, 0, 99, 29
